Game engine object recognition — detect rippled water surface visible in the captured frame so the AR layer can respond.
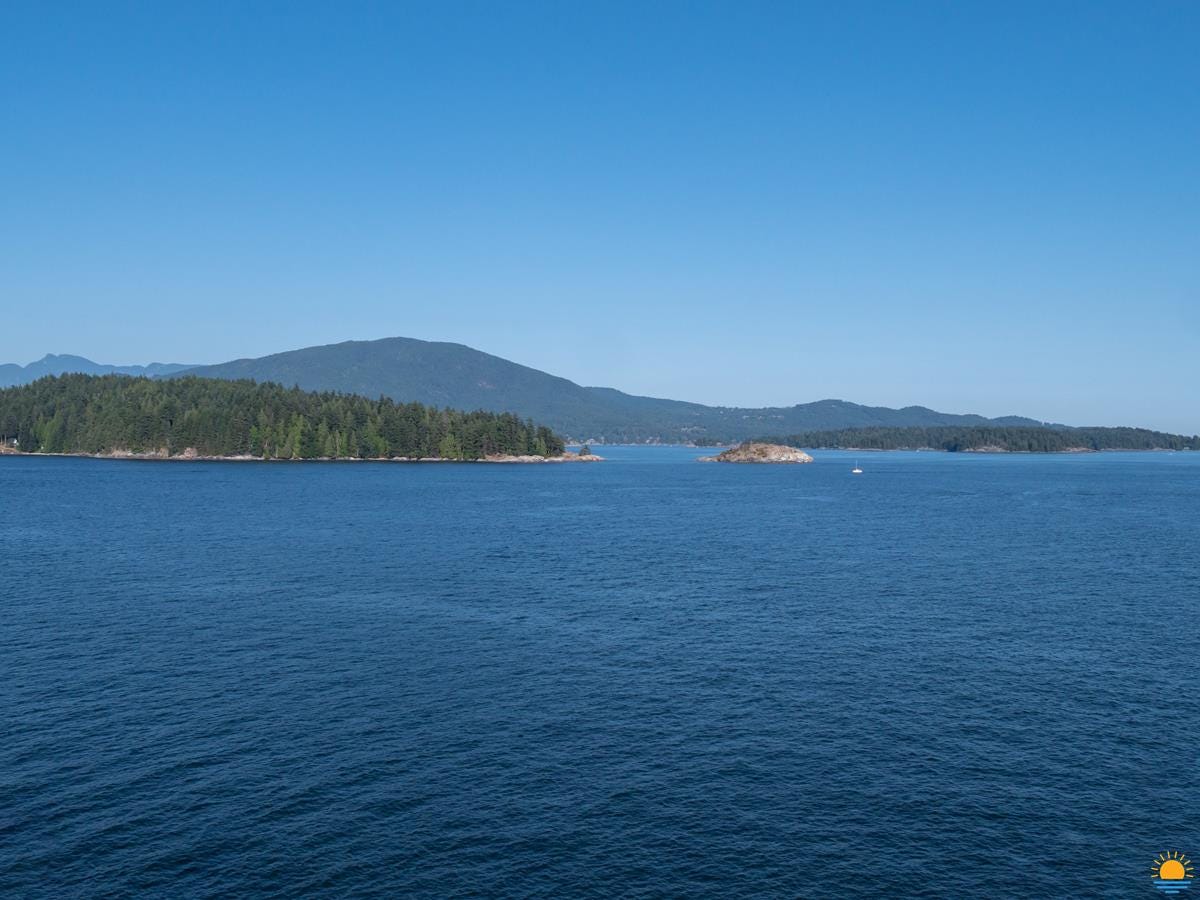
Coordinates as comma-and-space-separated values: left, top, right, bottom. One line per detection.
2, 448, 1198, 897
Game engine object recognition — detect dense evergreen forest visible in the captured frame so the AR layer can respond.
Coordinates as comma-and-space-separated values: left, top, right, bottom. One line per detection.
772, 425, 1199, 452
0, 374, 566, 460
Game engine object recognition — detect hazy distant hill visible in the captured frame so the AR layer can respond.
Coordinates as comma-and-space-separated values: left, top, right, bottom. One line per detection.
0, 354, 193, 388
178, 337, 1049, 442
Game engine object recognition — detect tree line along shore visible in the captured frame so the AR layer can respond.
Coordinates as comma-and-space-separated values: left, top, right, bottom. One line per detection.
766, 425, 1199, 453
0, 374, 569, 461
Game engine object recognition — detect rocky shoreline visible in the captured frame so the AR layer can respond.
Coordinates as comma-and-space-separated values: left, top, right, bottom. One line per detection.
0, 447, 604, 464
481, 452, 604, 463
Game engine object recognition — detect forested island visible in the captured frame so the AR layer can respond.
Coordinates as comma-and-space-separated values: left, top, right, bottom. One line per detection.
769, 425, 1199, 453
0, 374, 568, 461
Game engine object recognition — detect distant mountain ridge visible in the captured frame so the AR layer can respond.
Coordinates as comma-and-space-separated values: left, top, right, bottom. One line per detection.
0, 354, 193, 388
2, 339, 1052, 443
175, 337, 1050, 442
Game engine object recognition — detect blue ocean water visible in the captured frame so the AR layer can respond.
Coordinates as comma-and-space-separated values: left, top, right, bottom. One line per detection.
1, 447, 1197, 898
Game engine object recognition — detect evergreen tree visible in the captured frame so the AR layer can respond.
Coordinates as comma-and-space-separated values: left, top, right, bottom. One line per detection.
438, 434, 462, 460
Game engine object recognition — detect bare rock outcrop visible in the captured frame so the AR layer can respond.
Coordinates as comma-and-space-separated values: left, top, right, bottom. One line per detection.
699, 442, 813, 464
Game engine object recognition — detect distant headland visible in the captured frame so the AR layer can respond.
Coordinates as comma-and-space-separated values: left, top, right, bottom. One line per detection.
760, 426, 1199, 453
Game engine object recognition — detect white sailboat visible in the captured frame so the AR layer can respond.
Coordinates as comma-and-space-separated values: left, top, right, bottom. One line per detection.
851, 459, 863, 474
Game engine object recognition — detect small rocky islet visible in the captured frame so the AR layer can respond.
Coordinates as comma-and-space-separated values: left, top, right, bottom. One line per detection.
699, 442, 814, 464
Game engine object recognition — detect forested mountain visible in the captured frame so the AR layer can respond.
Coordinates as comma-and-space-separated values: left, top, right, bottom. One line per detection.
0, 375, 564, 460
0, 354, 193, 387
175, 336, 1049, 442
773, 426, 1200, 453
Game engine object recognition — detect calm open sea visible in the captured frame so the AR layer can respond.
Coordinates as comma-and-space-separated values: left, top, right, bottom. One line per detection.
2, 447, 1198, 897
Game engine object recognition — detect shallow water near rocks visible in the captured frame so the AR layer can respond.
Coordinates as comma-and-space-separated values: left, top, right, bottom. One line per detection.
2, 447, 1198, 897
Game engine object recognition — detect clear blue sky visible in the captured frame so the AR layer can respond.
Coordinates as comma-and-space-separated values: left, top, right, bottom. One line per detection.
2, 2, 1197, 431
